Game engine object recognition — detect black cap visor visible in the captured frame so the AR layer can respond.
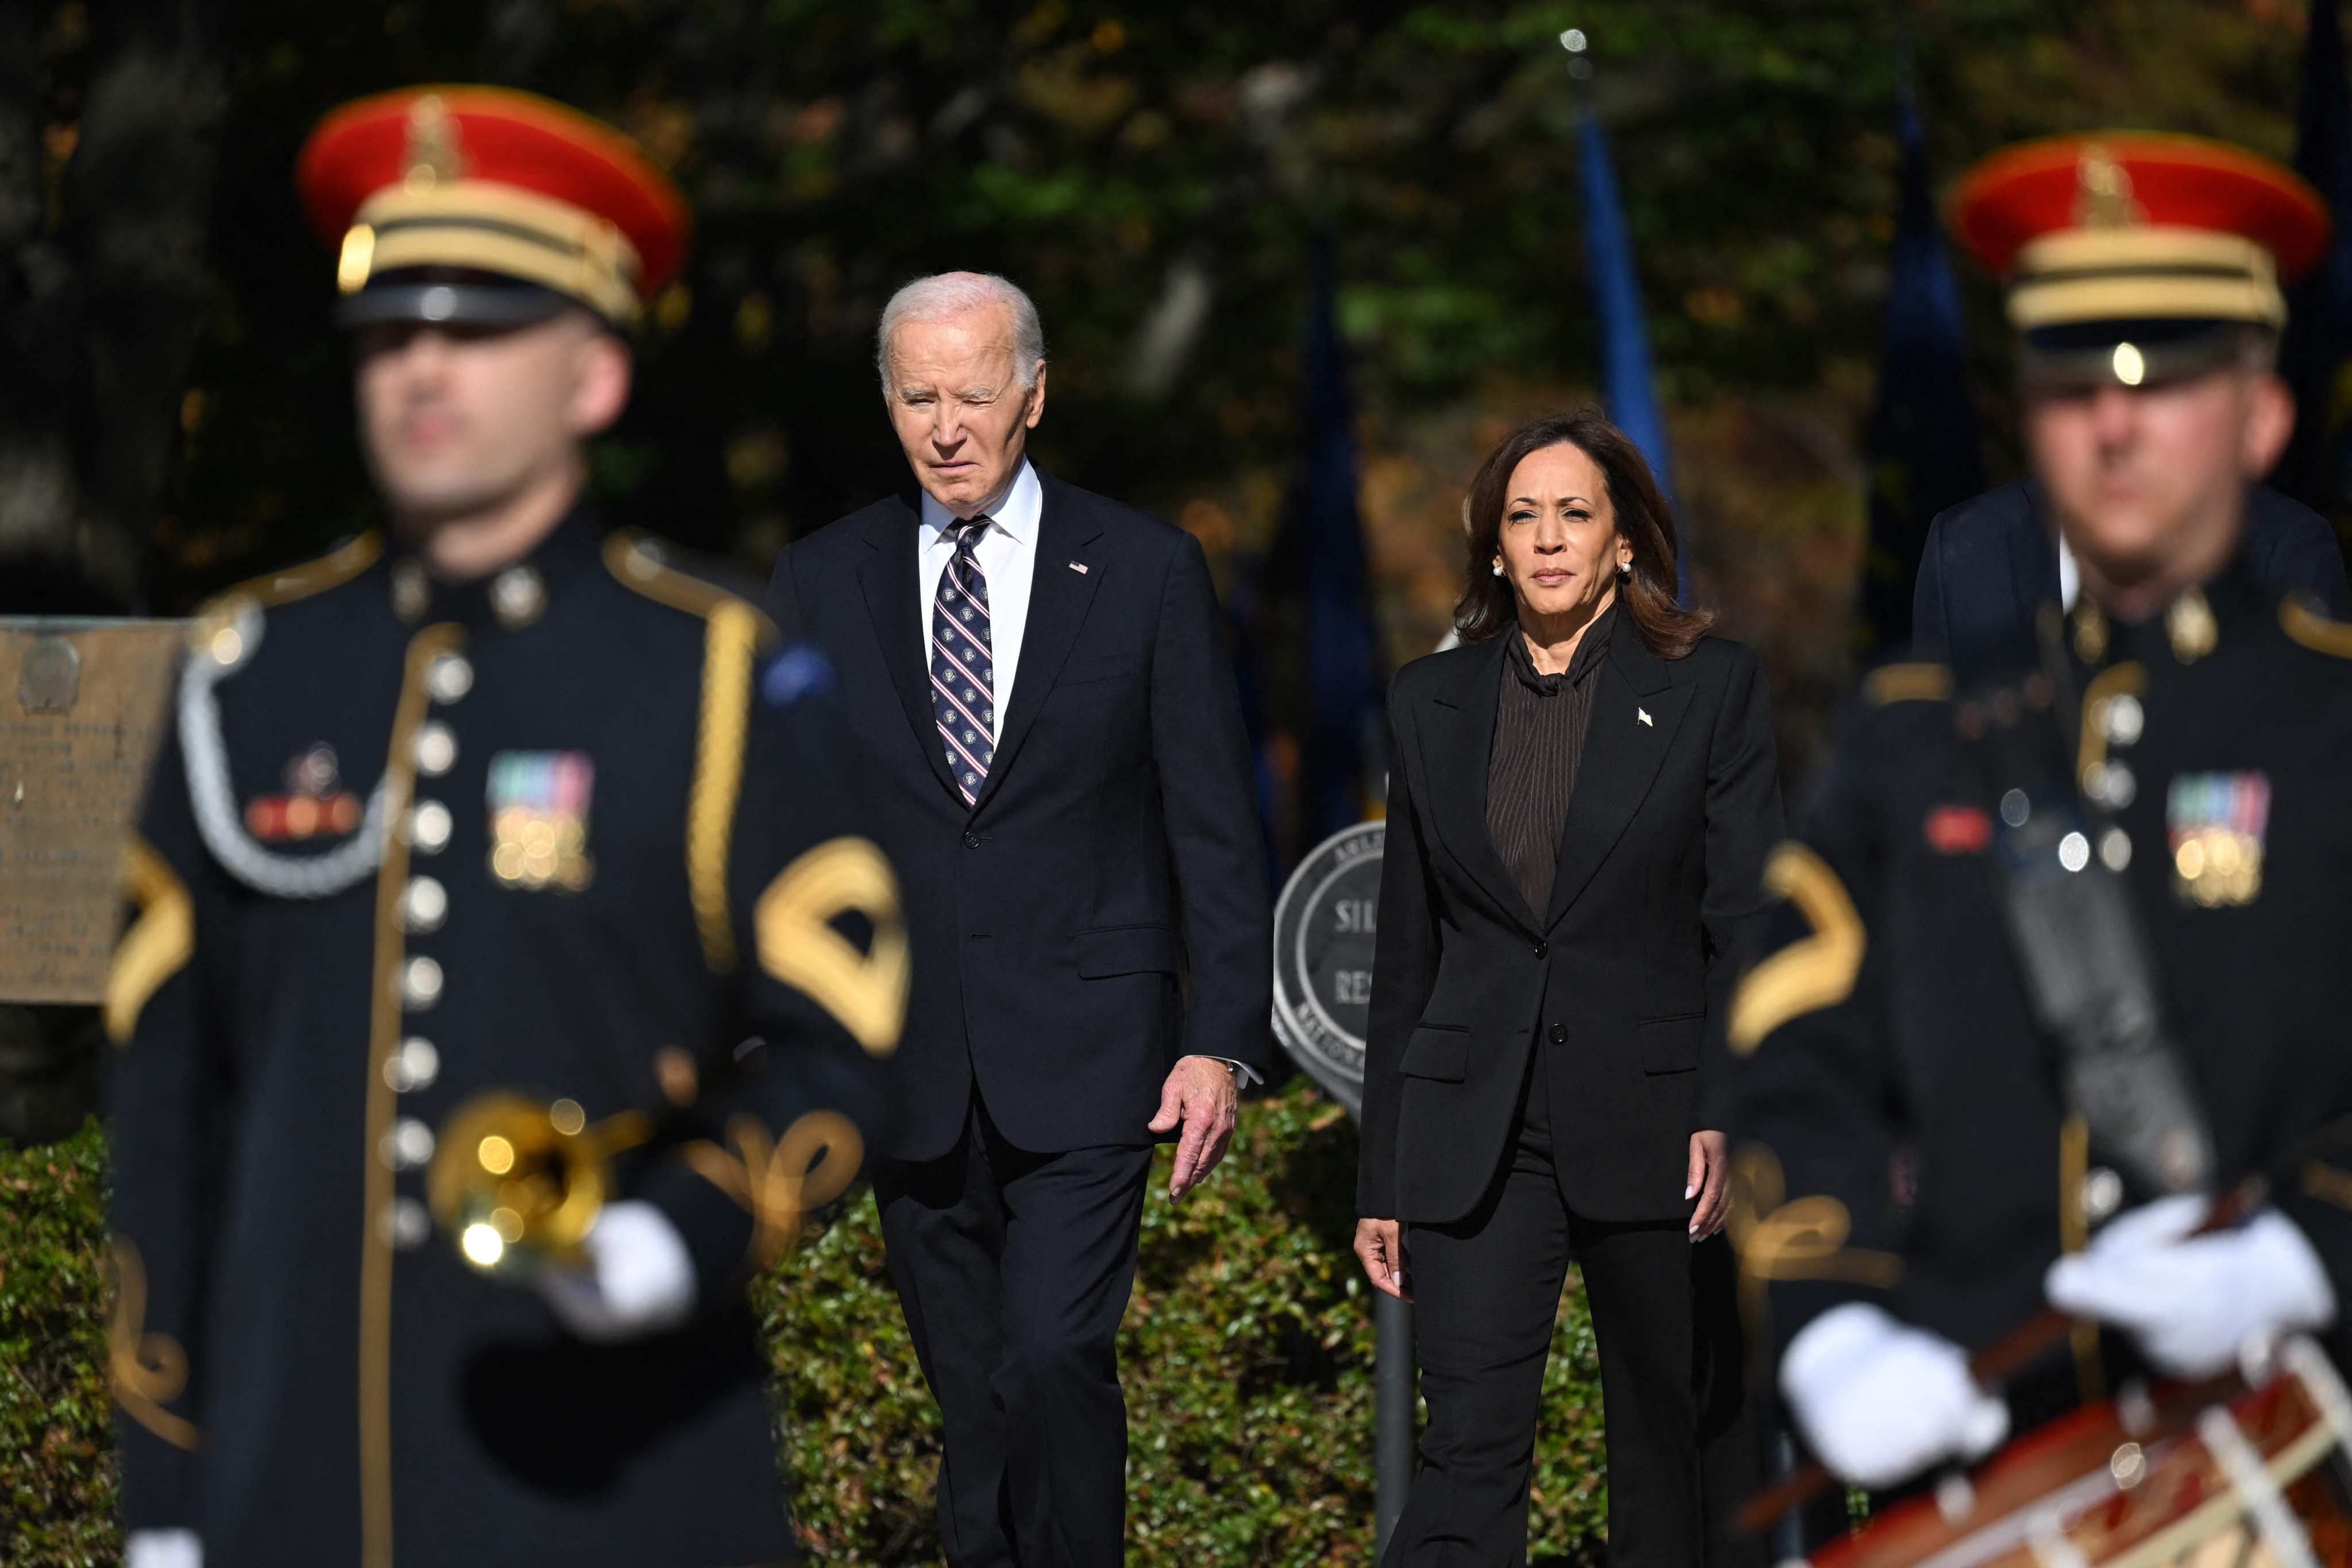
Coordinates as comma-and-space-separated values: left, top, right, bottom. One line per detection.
336, 267, 583, 330
2020, 318, 2264, 391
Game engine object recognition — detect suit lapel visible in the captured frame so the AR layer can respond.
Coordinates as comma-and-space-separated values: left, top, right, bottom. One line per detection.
969, 473, 1103, 815
1420, 632, 1542, 935
1543, 613, 1694, 929
858, 495, 960, 801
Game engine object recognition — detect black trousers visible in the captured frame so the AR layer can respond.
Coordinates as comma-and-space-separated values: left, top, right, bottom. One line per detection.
1386, 1042, 1763, 1568
872, 1092, 1154, 1568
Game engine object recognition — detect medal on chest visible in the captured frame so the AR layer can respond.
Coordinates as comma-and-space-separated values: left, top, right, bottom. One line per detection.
2166, 771, 2268, 908
486, 751, 594, 891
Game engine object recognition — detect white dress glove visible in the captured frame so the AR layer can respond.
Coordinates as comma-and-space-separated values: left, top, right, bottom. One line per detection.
2045, 1195, 2336, 1379
535, 1200, 698, 1342
1780, 1302, 2011, 1489
126, 1530, 202, 1568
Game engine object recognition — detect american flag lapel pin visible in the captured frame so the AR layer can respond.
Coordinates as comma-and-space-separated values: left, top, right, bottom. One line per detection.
1068, 561, 1089, 574
1637, 706, 1653, 727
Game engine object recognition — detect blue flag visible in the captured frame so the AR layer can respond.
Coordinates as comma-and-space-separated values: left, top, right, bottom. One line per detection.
1859, 87, 1982, 652
1578, 111, 1687, 603
2276, 0, 2352, 517
1292, 239, 1387, 851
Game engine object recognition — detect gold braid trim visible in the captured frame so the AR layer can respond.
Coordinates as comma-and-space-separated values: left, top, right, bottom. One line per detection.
2057, 1114, 2104, 1402
106, 836, 194, 1046
231, 532, 384, 608
600, 531, 780, 644
1727, 1145, 1903, 1334
1727, 843, 1865, 1056
686, 601, 758, 971
1863, 663, 1951, 706
108, 1239, 199, 1451
755, 837, 910, 1056
360, 622, 463, 1568
2283, 597, 2352, 659
600, 531, 783, 973
681, 1110, 865, 1268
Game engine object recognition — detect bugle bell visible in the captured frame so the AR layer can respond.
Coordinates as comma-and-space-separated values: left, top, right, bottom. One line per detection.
424, 1091, 651, 1277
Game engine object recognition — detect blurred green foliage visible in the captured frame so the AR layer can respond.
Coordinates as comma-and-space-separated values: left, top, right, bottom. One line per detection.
1, 1086, 1614, 1566
63, 0, 2299, 799
136, 0, 2307, 617
1, 1118, 113, 1565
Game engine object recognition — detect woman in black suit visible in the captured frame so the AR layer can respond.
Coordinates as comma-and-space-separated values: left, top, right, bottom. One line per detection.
1355, 410, 1782, 1566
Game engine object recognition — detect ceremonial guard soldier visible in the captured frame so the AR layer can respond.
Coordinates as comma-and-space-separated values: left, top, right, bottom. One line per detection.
1725, 136, 2352, 1497
103, 88, 907, 1567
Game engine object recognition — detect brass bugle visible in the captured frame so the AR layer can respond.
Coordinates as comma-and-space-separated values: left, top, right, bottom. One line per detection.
425, 1092, 652, 1278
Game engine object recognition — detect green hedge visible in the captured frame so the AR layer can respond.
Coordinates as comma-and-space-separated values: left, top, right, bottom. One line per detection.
2, 1084, 1609, 1565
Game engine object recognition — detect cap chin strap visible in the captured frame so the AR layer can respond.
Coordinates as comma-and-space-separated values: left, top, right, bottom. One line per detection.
179, 601, 398, 899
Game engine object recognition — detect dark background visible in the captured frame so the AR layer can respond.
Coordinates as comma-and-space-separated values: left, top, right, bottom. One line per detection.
4, 0, 2327, 795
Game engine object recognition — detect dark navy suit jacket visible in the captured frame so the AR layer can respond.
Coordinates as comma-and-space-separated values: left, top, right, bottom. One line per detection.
1913, 479, 2351, 673
772, 473, 1273, 1163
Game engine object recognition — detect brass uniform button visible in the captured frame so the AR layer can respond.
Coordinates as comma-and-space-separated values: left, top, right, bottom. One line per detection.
409, 800, 453, 854
401, 955, 444, 1010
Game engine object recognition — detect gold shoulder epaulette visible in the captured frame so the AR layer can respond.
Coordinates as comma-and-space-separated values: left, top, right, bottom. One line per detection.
603, 530, 779, 650
1863, 662, 1952, 706
187, 533, 383, 654
2281, 597, 2352, 660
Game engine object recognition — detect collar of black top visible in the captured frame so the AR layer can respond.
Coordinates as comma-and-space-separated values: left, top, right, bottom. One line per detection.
1507, 601, 1616, 693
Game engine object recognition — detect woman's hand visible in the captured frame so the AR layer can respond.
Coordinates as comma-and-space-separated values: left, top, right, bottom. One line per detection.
1686, 1130, 1730, 1241
1354, 1218, 1411, 1300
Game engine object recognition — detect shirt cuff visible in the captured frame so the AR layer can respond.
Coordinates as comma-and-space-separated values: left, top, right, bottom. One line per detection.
1207, 1056, 1261, 1088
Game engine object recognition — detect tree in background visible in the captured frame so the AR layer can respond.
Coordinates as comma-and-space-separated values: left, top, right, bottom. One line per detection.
0, 0, 226, 612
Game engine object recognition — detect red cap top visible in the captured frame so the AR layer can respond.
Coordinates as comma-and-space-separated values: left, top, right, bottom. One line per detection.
298, 85, 688, 312
1950, 132, 2328, 283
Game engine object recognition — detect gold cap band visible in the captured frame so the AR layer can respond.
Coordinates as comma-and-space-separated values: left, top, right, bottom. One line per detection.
2007, 226, 2284, 332
341, 179, 644, 326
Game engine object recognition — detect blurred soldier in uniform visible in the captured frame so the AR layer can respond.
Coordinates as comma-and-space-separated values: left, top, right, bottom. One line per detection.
1725, 135, 2352, 1494
105, 87, 906, 1568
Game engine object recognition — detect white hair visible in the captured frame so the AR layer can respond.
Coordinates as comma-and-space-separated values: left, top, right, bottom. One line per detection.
875, 272, 1047, 396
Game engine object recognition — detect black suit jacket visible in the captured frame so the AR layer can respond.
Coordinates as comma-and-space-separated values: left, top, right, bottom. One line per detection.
1913, 479, 2351, 673
1357, 614, 1783, 1226
773, 472, 1273, 1163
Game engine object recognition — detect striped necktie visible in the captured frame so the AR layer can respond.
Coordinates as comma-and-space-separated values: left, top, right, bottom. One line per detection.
930, 515, 996, 805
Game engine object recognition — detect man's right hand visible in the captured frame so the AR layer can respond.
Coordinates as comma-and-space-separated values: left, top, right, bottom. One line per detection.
1779, 1302, 2009, 1489
1354, 1218, 1410, 1301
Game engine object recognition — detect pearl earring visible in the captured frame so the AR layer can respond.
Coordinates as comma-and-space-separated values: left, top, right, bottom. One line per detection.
1617, 561, 1631, 580
1492, 561, 1505, 577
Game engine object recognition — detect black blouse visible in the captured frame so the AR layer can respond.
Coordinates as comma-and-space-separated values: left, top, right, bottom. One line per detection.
1485, 603, 1616, 918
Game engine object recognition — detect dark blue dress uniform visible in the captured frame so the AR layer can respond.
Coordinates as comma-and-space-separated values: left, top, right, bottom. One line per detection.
1724, 132, 2352, 1462
104, 512, 906, 1565
1724, 558, 2352, 1427
99, 84, 903, 1566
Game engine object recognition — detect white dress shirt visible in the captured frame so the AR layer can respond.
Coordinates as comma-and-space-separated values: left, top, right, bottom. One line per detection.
918, 459, 1042, 738
2059, 532, 2080, 612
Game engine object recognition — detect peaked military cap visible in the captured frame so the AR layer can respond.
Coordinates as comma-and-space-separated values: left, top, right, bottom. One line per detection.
297, 85, 688, 330
1949, 133, 2330, 388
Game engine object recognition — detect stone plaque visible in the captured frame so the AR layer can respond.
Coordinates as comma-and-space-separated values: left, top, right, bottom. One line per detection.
0, 619, 184, 1003
1271, 819, 1384, 1119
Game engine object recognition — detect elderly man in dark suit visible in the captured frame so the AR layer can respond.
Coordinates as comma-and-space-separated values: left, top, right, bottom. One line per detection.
770, 271, 1273, 1567
1913, 477, 2349, 673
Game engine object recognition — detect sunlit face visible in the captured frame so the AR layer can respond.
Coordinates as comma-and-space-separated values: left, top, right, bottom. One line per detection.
354, 312, 628, 529
1494, 441, 1632, 625
2026, 365, 2292, 590
883, 308, 1046, 515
